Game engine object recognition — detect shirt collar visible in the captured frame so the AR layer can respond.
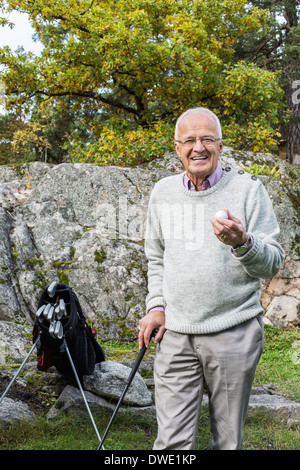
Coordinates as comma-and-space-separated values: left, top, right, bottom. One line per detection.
183, 162, 224, 191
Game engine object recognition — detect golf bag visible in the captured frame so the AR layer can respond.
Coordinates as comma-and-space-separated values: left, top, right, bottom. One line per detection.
32, 283, 105, 379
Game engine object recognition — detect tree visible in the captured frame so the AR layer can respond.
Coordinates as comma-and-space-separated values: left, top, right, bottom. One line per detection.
233, 0, 300, 163
0, 97, 91, 164
0, 113, 28, 164
284, 0, 300, 164
0, 0, 284, 164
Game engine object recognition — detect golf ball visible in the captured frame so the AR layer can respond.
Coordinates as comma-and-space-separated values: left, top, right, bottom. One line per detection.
215, 210, 228, 219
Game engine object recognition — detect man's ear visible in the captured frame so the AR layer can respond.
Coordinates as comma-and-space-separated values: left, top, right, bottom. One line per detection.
175, 141, 180, 158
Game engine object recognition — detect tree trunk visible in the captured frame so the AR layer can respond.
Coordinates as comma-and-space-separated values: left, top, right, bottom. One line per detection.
286, 82, 300, 164
284, 0, 300, 164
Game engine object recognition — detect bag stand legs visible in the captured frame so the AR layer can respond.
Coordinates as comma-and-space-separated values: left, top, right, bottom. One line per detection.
61, 338, 105, 450
0, 335, 104, 450
0, 336, 41, 406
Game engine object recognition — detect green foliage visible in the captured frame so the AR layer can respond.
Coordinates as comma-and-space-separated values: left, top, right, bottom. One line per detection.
0, 0, 285, 164
94, 248, 107, 263
57, 270, 69, 285
69, 119, 174, 166
245, 163, 281, 178
254, 325, 300, 402
0, 113, 29, 164
232, 0, 300, 162
219, 61, 283, 151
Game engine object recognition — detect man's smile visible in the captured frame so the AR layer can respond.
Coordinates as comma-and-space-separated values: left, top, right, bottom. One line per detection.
190, 156, 208, 161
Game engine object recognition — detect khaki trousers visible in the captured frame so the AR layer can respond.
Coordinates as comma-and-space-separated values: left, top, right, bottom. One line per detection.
153, 315, 264, 450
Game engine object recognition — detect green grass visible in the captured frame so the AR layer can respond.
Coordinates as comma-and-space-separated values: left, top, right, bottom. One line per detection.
253, 325, 300, 402
0, 411, 156, 451
0, 325, 299, 450
0, 405, 299, 451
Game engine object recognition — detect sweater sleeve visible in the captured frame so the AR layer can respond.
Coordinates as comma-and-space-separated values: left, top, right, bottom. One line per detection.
232, 179, 285, 279
144, 190, 167, 312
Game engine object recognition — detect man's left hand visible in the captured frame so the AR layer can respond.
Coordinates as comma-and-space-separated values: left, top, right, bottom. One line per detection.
210, 209, 248, 248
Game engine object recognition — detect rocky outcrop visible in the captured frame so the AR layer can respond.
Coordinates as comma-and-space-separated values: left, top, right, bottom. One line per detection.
0, 358, 154, 427
0, 149, 299, 359
46, 382, 300, 427
1, 358, 299, 429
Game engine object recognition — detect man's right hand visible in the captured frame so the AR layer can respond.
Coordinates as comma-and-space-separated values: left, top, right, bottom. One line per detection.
138, 310, 166, 349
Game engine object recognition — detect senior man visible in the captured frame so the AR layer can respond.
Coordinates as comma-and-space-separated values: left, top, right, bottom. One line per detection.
138, 107, 285, 450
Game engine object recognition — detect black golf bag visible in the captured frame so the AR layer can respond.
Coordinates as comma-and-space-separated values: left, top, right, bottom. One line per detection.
32, 283, 105, 380
1, 281, 151, 449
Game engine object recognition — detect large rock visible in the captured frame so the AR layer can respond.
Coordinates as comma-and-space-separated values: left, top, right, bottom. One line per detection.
263, 295, 299, 327
46, 384, 156, 422
0, 397, 36, 427
83, 361, 152, 406
0, 149, 299, 353
0, 160, 175, 342
249, 385, 300, 425
0, 320, 32, 362
46, 384, 114, 420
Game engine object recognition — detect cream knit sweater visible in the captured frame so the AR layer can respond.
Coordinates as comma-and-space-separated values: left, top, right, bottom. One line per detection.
145, 168, 285, 334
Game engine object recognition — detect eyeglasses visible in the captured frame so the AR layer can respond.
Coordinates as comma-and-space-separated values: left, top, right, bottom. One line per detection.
175, 137, 222, 148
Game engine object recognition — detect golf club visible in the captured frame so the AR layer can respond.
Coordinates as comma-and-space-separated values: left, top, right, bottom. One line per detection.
97, 330, 156, 450
54, 321, 63, 340
55, 299, 67, 320
46, 305, 55, 323
47, 281, 58, 298
43, 303, 52, 319
36, 304, 46, 323
49, 320, 56, 338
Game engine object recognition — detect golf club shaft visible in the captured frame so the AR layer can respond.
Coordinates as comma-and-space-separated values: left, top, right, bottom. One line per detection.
63, 339, 105, 450
0, 338, 39, 405
97, 343, 148, 450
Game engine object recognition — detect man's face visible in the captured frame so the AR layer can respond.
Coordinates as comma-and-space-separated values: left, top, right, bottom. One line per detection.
175, 113, 223, 182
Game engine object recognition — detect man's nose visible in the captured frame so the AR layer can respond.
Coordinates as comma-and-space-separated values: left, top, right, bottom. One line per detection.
193, 138, 205, 150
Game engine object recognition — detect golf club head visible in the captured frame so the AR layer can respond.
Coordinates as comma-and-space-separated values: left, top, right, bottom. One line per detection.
47, 281, 58, 298
49, 320, 56, 338
54, 321, 63, 340
36, 304, 46, 322
60, 299, 67, 318
46, 305, 55, 323
55, 299, 67, 320
54, 304, 61, 320
43, 303, 52, 319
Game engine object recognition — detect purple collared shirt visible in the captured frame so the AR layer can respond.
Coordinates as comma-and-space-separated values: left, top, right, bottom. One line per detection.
183, 162, 224, 191
148, 163, 253, 313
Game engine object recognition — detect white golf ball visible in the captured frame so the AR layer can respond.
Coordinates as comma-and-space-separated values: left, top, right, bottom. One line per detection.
215, 210, 228, 219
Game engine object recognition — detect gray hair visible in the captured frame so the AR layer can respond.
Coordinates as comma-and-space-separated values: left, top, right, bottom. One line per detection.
174, 107, 222, 140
